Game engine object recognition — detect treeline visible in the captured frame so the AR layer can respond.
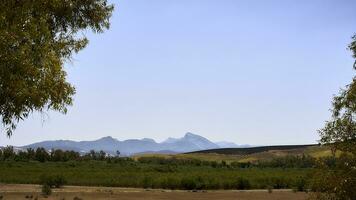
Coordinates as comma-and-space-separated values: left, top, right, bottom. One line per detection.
137, 155, 317, 169
0, 146, 130, 162
0, 146, 335, 169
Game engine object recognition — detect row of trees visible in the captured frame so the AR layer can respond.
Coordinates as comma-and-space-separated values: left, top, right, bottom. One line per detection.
0, 146, 80, 162
0, 146, 123, 162
0, 146, 320, 169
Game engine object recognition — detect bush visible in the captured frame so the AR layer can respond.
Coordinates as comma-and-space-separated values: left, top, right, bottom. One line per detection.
142, 176, 153, 189
40, 174, 67, 188
161, 177, 179, 190
271, 177, 289, 189
42, 184, 52, 195
235, 177, 251, 190
180, 178, 197, 190
295, 176, 307, 192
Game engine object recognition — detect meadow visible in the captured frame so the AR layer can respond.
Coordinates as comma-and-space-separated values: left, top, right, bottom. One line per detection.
0, 159, 312, 190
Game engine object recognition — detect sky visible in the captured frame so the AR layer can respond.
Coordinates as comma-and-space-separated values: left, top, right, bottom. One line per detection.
1, 0, 356, 146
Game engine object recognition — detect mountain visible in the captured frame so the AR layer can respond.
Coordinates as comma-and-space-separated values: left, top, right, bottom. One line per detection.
22, 132, 236, 155
216, 141, 239, 148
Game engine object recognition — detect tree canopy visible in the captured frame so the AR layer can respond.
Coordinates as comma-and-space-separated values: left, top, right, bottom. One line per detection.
0, 0, 114, 136
314, 35, 356, 200
319, 35, 356, 154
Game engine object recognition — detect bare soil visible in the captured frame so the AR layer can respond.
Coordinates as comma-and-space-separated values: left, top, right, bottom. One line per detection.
0, 184, 308, 200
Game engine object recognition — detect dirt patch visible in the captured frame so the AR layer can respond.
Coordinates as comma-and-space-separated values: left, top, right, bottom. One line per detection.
0, 184, 308, 200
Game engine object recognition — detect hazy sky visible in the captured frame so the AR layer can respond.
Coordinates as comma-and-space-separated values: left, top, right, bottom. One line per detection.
1, 0, 356, 146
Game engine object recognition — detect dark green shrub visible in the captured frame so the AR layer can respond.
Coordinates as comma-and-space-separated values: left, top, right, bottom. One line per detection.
295, 176, 307, 191
42, 184, 52, 195
40, 174, 66, 188
180, 178, 196, 190
235, 177, 251, 190
161, 177, 179, 190
142, 176, 153, 189
53, 175, 67, 188
271, 177, 289, 189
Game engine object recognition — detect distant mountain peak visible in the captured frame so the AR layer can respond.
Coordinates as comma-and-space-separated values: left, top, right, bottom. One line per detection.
97, 136, 117, 142
141, 138, 156, 143
22, 133, 242, 156
184, 132, 200, 138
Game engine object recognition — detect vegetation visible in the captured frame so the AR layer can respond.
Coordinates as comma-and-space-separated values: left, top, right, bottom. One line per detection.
0, 0, 114, 136
0, 147, 341, 191
0, 159, 312, 190
189, 144, 318, 155
314, 35, 356, 199
40, 174, 67, 188
41, 184, 52, 195
2, 145, 350, 193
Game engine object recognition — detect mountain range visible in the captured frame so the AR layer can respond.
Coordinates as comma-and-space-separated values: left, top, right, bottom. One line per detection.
22, 132, 244, 155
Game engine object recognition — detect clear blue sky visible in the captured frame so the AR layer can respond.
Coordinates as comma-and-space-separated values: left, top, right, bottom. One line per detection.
1, 0, 356, 146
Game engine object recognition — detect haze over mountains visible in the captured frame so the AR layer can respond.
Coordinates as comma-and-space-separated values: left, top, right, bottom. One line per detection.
22, 132, 244, 155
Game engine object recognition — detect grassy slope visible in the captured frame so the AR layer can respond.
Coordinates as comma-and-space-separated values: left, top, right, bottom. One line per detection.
135, 145, 332, 164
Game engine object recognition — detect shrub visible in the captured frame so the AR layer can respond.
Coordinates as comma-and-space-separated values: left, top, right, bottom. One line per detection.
295, 176, 307, 192
235, 177, 251, 190
53, 175, 67, 188
142, 176, 153, 189
40, 174, 67, 188
42, 184, 52, 195
271, 177, 289, 189
180, 178, 197, 190
161, 177, 179, 190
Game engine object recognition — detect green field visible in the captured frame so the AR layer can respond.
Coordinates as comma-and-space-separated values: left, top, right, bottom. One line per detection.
0, 160, 313, 190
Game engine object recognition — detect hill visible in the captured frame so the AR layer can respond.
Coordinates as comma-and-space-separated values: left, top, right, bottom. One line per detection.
187, 144, 319, 155
22, 132, 239, 155
135, 144, 329, 164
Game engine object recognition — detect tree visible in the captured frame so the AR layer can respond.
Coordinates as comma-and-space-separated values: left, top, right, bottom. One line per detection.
116, 150, 120, 157
35, 147, 50, 162
2, 146, 15, 160
0, 0, 114, 136
313, 35, 356, 199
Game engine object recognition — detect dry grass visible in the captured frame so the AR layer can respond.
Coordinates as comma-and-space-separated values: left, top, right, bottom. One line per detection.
134, 145, 332, 164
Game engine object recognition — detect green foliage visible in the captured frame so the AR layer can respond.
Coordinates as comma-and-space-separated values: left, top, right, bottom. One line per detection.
1, 146, 15, 160
294, 176, 307, 192
180, 178, 197, 190
315, 35, 356, 200
235, 177, 251, 190
0, 160, 311, 190
255, 154, 316, 168
40, 174, 67, 188
41, 184, 52, 195
0, 0, 114, 136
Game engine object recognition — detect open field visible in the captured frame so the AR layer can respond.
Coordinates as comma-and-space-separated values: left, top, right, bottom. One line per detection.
0, 184, 308, 200
188, 144, 318, 155
135, 145, 332, 163
0, 161, 312, 190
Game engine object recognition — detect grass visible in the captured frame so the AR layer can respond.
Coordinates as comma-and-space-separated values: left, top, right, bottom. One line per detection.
0, 160, 313, 190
